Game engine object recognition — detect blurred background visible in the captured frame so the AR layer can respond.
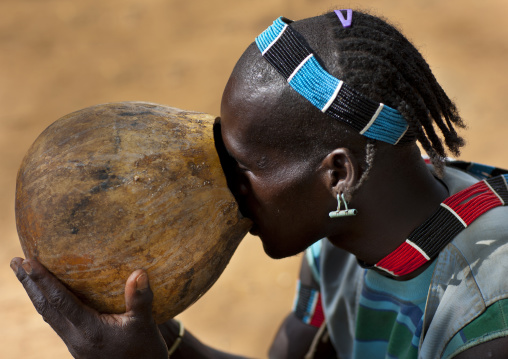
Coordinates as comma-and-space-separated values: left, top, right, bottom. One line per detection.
1, 0, 507, 357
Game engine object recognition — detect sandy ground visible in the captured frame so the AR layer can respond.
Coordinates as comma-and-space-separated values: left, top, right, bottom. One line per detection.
1, 0, 508, 358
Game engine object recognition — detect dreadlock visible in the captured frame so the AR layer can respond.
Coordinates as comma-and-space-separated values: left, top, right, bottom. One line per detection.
317, 10, 466, 173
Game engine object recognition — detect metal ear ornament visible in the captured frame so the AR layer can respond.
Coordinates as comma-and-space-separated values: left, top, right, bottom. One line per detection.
329, 193, 357, 218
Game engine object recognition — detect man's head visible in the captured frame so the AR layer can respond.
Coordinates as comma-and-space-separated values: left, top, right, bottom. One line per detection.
219, 10, 465, 258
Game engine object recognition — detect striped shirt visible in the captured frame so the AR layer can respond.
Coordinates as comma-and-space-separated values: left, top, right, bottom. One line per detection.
353, 262, 436, 358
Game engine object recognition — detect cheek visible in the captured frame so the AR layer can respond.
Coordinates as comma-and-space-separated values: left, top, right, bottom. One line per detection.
242, 171, 332, 258
247, 175, 291, 213
249, 172, 328, 233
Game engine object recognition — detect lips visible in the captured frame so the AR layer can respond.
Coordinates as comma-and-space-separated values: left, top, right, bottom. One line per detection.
235, 202, 258, 235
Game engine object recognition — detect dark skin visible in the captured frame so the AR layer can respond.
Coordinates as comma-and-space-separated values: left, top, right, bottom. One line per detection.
9, 257, 247, 359
10, 258, 168, 359
219, 78, 450, 270
10, 50, 508, 359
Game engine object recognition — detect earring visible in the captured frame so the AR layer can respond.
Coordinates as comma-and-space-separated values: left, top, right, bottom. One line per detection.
329, 193, 357, 218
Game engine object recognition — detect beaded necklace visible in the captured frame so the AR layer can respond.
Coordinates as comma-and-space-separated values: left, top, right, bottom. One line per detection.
362, 174, 508, 277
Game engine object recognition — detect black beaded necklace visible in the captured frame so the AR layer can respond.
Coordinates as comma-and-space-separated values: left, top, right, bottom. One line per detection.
361, 173, 508, 277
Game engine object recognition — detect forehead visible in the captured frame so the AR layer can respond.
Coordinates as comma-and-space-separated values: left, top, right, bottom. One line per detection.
219, 45, 332, 164
219, 74, 278, 159
220, 97, 264, 164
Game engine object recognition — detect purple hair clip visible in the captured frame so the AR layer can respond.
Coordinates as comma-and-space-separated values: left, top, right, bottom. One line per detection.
334, 9, 352, 28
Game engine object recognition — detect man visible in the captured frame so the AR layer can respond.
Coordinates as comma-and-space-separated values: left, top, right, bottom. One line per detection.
11, 10, 508, 358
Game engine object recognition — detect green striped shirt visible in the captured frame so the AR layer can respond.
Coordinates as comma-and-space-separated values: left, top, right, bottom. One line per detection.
353, 262, 508, 358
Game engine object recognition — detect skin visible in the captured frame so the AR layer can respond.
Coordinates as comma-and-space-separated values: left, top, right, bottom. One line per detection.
10, 20, 508, 359
219, 69, 450, 274
9, 257, 168, 359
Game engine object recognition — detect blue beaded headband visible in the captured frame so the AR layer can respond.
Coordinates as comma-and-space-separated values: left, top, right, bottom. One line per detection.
255, 15, 412, 145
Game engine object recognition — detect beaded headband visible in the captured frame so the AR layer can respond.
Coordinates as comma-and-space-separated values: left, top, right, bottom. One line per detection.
255, 14, 412, 145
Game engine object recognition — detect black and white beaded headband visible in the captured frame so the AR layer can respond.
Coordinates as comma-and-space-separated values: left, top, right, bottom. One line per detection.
255, 12, 413, 145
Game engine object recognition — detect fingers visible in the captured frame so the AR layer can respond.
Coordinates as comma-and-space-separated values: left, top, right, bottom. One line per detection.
124, 269, 154, 320
11, 257, 57, 320
10, 257, 90, 329
11, 257, 70, 335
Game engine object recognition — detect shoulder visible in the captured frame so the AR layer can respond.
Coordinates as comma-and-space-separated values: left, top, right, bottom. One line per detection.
305, 239, 364, 359
420, 162, 508, 358
450, 333, 508, 358
438, 163, 508, 266
440, 297, 508, 358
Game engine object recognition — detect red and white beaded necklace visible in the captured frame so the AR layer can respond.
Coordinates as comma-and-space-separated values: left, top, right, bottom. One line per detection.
363, 174, 508, 277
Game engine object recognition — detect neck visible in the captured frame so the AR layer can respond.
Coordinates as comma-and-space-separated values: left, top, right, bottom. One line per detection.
327, 146, 448, 277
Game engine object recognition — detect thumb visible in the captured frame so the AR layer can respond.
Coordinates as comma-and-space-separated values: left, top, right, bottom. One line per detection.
124, 269, 154, 319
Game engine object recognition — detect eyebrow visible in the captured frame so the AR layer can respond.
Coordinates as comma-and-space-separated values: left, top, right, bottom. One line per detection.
214, 122, 256, 178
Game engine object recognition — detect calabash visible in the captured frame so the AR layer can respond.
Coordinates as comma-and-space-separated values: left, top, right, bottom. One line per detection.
15, 102, 251, 323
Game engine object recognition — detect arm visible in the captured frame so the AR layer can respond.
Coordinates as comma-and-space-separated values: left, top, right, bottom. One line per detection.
268, 256, 337, 359
158, 320, 249, 359
10, 257, 248, 359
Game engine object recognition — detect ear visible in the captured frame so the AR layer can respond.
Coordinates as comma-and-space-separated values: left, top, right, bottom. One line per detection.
320, 148, 359, 201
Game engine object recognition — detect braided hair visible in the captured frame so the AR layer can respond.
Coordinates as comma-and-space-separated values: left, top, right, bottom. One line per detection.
319, 10, 465, 172
224, 10, 465, 179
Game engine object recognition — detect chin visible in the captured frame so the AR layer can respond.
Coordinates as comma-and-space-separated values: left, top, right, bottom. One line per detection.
260, 238, 303, 260
263, 248, 287, 259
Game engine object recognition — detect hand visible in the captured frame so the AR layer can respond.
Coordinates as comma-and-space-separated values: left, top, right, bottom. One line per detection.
10, 257, 168, 359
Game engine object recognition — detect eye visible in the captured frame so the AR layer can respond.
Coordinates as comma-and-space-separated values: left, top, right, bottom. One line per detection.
237, 162, 250, 173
